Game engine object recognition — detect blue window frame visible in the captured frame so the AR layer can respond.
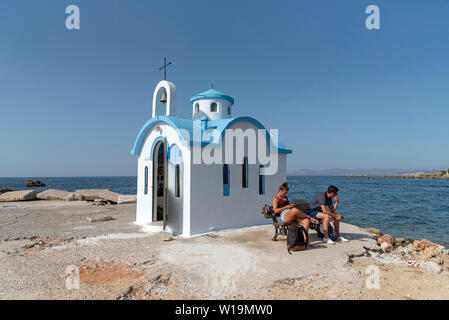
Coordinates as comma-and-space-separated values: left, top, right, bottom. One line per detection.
223, 164, 230, 196
259, 165, 265, 195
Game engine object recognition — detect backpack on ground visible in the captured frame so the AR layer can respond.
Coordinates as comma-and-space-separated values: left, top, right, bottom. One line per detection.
287, 224, 308, 254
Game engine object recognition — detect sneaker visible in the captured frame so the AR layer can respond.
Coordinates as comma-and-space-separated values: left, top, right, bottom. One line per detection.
323, 237, 335, 244
338, 235, 350, 242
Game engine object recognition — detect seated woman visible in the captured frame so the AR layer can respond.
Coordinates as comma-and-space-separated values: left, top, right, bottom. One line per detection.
273, 182, 318, 232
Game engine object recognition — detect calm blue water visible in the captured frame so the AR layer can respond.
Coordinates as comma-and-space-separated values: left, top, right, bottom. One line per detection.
1, 176, 448, 247
287, 176, 449, 247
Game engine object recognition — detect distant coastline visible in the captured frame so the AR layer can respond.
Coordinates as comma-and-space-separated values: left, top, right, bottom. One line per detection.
289, 168, 448, 178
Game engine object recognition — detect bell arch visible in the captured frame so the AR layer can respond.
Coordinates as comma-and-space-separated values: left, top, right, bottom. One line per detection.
152, 80, 176, 118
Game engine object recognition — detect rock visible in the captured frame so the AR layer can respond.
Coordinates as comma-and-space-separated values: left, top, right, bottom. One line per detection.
118, 195, 137, 204
92, 199, 106, 206
377, 234, 394, 246
441, 271, 449, 276
366, 227, 382, 236
380, 242, 393, 253
403, 239, 413, 246
363, 238, 382, 252
64, 193, 81, 201
412, 239, 438, 251
26, 180, 46, 187
0, 190, 37, 202
97, 190, 121, 203
394, 245, 403, 253
162, 233, 174, 241
423, 247, 439, 259
345, 247, 366, 258
73, 189, 109, 201
87, 215, 114, 222
36, 189, 73, 201
431, 256, 444, 265
72, 189, 121, 203
394, 237, 406, 246
0, 189, 13, 194
419, 261, 443, 274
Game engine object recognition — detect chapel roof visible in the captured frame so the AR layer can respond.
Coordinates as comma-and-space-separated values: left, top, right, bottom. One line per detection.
189, 89, 235, 105
131, 116, 291, 156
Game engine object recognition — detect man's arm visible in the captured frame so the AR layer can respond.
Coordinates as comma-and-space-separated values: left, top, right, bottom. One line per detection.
330, 196, 338, 213
321, 204, 343, 221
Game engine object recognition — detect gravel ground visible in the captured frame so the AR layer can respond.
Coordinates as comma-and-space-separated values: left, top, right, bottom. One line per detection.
1, 200, 449, 300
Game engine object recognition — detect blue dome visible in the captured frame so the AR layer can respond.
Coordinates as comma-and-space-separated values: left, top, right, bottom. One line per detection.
190, 89, 234, 105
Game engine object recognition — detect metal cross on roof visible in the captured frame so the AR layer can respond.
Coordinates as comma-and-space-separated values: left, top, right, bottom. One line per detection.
159, 57, 172, 80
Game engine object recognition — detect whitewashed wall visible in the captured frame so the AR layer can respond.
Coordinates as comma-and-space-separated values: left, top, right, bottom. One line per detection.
136, 123, 191, 236
192, 98, 232, 121
189, 120, 288, 235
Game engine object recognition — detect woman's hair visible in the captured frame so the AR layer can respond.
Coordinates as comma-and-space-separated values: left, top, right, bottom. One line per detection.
279, 182, 289, 192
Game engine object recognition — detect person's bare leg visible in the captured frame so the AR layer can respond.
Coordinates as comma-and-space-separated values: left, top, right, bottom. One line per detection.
299, 217, 310, 231
299, 218, 311, 245
289, 208, 310, 219
316, 212, 330, 238
330, 212, 343, 236
333, 219, 340, 236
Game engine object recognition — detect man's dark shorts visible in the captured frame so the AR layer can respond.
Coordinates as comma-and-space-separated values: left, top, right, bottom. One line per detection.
308, 209, 321, 219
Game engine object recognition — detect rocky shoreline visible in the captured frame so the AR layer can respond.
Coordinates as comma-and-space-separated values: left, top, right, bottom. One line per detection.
364, 227, 449, 275
343, 169, 449, 180
0, 188, 136, 205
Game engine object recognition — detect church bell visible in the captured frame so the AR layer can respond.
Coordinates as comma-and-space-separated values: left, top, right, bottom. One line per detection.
160, 89, 167, 103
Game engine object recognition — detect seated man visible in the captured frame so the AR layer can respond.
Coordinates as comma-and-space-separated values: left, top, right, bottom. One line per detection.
307, 185, 349, 244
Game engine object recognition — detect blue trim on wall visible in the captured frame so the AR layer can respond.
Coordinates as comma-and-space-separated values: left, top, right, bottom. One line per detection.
149, 137, 166, 161
131, 116, 195, 156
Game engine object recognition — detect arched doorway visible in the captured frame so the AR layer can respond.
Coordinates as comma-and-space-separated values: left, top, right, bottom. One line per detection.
152, 139, 167, 229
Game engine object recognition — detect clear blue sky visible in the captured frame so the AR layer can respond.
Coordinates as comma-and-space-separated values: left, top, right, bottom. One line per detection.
1, 0, 448, 177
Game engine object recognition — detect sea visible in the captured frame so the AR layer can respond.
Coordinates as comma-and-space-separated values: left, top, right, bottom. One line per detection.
1, 176, 448, 247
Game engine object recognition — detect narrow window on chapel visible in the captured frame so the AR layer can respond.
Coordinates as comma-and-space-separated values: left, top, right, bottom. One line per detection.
211, 102, 218, 112
242, 157, 248, 188
223, 164, 230, 196
144, 166, 148, 195
259, 165, 265, 195
195, 103, 199, 113
175, 165, 180, 198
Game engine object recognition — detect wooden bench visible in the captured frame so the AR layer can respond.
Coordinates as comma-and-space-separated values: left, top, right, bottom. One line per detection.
261, 199, 311, 241
261, 205, 292, 241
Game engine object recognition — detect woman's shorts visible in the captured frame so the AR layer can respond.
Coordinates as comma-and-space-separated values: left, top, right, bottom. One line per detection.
280, 209, 289, 222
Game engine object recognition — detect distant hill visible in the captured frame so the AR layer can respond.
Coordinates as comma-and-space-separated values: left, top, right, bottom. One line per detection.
288, 168, 442, 176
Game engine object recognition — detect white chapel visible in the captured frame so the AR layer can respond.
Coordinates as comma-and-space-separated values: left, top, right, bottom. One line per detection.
131, 73, 292, 237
